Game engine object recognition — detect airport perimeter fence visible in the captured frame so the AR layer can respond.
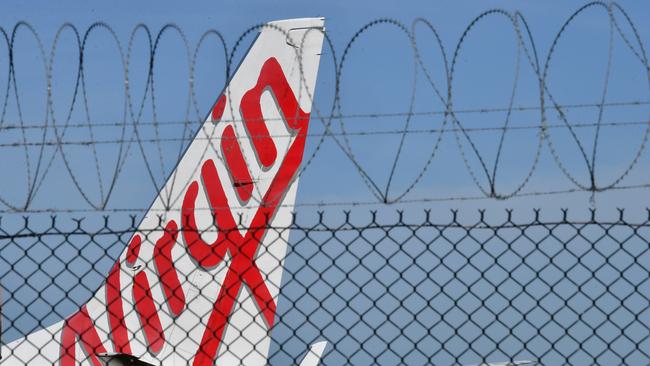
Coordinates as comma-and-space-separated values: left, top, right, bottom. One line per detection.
0, 2, 647, 365
1, 210, 650, 365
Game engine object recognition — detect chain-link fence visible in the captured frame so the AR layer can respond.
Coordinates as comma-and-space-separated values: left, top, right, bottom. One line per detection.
1, 210, 649, 365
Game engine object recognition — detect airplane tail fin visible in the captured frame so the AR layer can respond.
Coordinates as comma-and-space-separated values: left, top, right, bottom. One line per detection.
1, 17, 326, 365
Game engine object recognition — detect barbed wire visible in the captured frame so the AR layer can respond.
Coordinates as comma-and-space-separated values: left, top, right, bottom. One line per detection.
1, 100, 648, 131
1, 116, 650, 148
0, 1, 648, 212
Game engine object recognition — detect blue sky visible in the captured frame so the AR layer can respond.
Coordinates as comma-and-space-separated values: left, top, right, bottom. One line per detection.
1, 1, 650, 362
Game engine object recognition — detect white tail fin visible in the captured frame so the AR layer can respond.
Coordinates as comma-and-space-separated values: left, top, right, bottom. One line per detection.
1, 17, 326, 365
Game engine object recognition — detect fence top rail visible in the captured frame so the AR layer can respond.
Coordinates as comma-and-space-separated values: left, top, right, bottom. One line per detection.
0, 209, 649, 240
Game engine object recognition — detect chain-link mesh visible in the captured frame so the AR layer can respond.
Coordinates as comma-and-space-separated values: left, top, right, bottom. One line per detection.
1, 210, 649, 365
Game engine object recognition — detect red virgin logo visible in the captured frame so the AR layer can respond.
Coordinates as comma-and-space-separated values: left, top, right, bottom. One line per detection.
59, 57, 311, 366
